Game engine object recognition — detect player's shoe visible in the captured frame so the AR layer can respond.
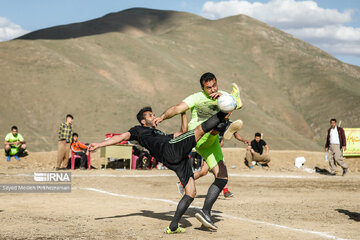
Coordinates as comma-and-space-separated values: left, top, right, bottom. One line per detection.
176, 182, 185, 196
231, 83, 242, 110
224, 190, 234, 198
6, 156, 11, 162
256, 162, 263, 168
224, 120, 243, 140
14, 155, 20, 161
165, 226, 186, 234
195, 209, 218, 230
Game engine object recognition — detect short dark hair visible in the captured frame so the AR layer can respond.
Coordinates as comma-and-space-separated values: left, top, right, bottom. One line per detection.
255, 132, 261, 137
137, 106, 152, 125
11, 126, 18, 131
200, 72, 216, 88
66, 114, 74, 120
72, 132, 78, 138
330, 118, 337, 123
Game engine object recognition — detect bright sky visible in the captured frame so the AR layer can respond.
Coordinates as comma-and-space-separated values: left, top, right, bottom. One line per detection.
1, 0, 359, 66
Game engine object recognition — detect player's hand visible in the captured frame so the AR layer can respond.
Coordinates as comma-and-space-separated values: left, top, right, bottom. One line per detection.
88, 143, 100, 152
154, 117, 163, 127
209, 92, 222, 99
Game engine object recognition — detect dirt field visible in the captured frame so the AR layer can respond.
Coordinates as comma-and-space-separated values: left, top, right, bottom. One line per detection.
0, 149, 359, 240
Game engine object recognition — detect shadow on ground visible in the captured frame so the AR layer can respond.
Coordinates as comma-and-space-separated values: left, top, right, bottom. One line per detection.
336, 209, 360, 222
94, 208, 223, 230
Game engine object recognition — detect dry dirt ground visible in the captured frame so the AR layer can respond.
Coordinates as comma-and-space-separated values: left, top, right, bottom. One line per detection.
0, 148, 359, 240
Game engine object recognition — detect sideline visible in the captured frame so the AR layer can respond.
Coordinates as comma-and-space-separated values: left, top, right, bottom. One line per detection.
8, 172, 359, 179
82, 187, 349, 240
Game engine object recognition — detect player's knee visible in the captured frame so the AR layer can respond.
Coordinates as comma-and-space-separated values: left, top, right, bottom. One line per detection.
214, 178, 228, 190
21, 144, 27, 149
4, 145, 10, 150
185, 186, 196, 198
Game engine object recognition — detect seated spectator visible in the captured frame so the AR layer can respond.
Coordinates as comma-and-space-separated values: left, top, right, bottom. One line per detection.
71, 133, 88, 170
246, 132, 271, 168
4, 126, 26, 161
131, 140, 156, 169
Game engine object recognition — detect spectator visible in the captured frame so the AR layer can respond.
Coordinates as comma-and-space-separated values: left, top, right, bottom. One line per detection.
131, 140, 156, 169
56, 114, 73, 170
325, 118, 348, 176
246, 132, 271, 168
4, 126, 26, 161
71, 133, 88, 170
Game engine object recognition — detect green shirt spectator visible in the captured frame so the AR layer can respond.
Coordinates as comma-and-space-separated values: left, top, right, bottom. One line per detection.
4, 126, 27, 161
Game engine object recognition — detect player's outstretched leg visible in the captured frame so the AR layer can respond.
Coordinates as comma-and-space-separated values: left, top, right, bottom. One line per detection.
231, 83, 243, 109
224, 120, 243, 140
194, 111, 228, 141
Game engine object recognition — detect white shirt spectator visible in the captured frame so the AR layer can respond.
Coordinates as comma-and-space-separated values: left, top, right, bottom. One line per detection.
330, 126, 340, 144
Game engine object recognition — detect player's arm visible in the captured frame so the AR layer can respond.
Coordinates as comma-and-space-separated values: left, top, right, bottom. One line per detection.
154, 102, 189, 126
234, 132, 249, 145
173, 112, 188, 138
88, 132, 131, 152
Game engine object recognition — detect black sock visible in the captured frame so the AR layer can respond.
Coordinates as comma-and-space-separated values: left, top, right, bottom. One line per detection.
169, 194, 194, 231
201, 111, 228, 133
5, 149, 10, 156
202, 178, 228, 216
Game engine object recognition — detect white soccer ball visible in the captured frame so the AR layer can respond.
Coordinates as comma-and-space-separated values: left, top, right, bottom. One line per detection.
217, 94, 237, 113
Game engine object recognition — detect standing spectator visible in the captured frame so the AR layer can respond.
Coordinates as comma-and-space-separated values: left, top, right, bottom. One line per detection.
325, 118, 348, 176
246, 132, 271, 169
71, 133, 88, 170
56, 114, 73, 170
4, 126, 26, 161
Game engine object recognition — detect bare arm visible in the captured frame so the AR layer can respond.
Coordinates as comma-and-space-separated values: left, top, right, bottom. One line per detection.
4, 140, 22, 145
173, 112, 188, 138
264, 145, 269, 154
88, 132, 131, 152
234, 132, 249, 145
154, 102, 189, 126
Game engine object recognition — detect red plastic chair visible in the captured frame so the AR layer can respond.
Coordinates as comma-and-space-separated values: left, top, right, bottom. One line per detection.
71, 151, 91, 170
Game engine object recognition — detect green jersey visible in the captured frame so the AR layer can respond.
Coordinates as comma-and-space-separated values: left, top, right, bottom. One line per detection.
5, 133, 24, 145
183, 90, 228, 130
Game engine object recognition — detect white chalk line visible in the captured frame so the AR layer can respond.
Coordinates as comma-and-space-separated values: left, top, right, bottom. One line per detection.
82, 187, 349, 240
8, 172, 360, 179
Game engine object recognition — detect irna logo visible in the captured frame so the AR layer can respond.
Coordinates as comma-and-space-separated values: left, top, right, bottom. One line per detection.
34, 172, 71, 182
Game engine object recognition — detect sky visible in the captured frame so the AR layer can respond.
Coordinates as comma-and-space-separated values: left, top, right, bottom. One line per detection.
1, 0, 359, 66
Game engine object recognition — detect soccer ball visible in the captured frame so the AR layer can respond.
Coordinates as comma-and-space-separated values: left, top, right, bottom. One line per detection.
217, 94, 237, 113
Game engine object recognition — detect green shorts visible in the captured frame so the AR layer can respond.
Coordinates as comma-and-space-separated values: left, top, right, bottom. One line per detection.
195, 132, 224, 170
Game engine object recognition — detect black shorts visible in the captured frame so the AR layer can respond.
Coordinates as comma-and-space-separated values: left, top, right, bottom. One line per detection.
161, 130, 197, 187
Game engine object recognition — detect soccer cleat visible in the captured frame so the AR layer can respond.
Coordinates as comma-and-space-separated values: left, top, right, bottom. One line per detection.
165, 226, 186, 234
256, 162, 263, 168
14, 155, 20, 161
224, 190, 234, 198
195, 209, 218, 230
176, 182, 185, 196
224, 120, 243, 140
342, 168, 348, 176
6, 156, 11, 162
231, 83, 243, 110
249, 166, 254, 169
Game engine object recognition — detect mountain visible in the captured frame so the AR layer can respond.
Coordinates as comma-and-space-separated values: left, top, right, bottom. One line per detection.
1, 8, 359, 151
